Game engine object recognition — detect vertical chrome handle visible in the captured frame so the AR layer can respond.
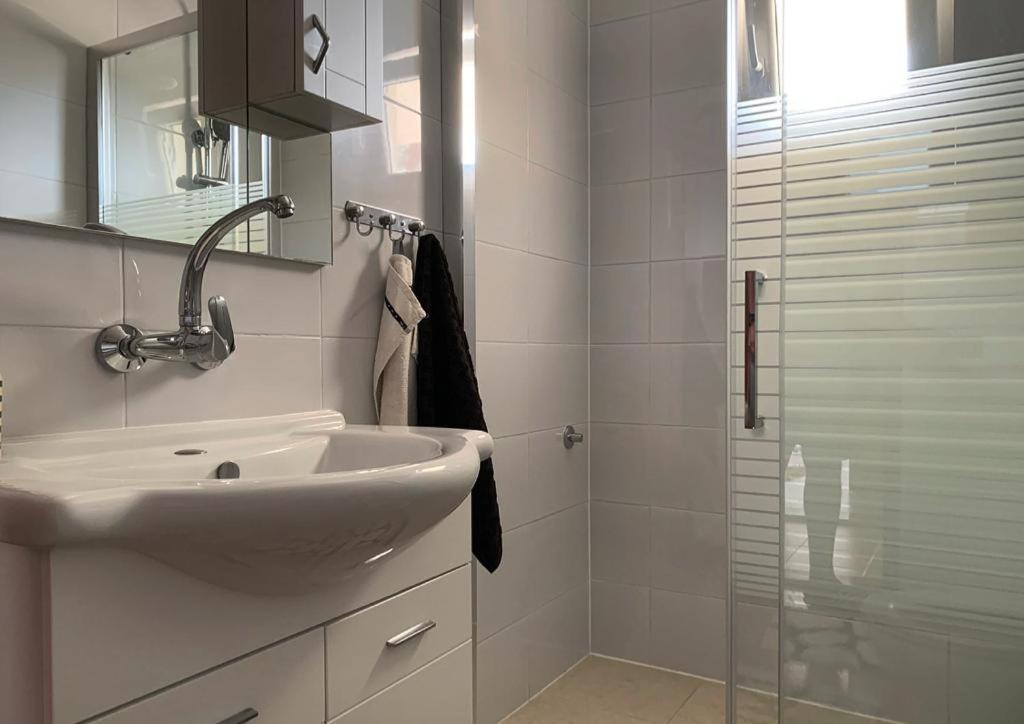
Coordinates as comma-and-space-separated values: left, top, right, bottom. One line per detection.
217, 708, 258, 724
744, 270, 765, 430
311, 14, 331, 74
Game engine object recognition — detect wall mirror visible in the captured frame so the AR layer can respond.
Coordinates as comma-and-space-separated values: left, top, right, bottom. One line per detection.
0, 0, 334, 264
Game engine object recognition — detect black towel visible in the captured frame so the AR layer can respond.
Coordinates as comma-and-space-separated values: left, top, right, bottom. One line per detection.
413, 234, 502, 572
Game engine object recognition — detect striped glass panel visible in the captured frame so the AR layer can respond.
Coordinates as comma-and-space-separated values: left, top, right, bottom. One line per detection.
778, 52, 1024, 722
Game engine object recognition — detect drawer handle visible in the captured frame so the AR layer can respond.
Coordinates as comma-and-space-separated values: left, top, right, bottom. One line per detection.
217, 708, 258, 724
385, 620, 437, 648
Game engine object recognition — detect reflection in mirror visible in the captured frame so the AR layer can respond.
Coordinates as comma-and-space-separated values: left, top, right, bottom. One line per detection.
0, 0, 333, 264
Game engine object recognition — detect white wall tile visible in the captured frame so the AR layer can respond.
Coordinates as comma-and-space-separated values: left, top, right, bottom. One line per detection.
591, 581, 651, 662
590, 15, 651, 105
476, 45, 529, 157
0, 9, 92, 105
650, 589, 725, 679
592, 263, 650, 344
0, 326, 124, 436
651, 171, 727, 260
475, 524, 534, 640
590, 423, 650, 505
652, 0, 726, 94
526, 426, 588, 521
647, 426, 726, 512
651, 258, 726, 343
591, 501, 650, 586
591, 344, 650, 424
477, 243, 530, 342
650, 507, 726, 597
117, 0, 197, 37
0, 171, 87, 229
383, 0, 443, 120
0, 226, 121, 328
530, 504, 588, 608
321, 336, 378, 424
524, 585, 589, 694
476, 142, 529, 250
591, 181, 651, 265
125, 335, 322, 427
477, 342, 532, 437
0, 84, 85, 185
591, 0, 650, 24
591, 98, 651, 185
528, 73, 588, 184
528, 164, 588, 264
331, 100, 443, 225
528, 343, 588, 432
649, 343, 726, 427
735, 603, 778, 692
475, 619, 531, 724
124, 241, 322, 337
321, 225, 392, 339
652, 85, 726, 177
528, 0, 588, 103
491, 434, 531, 531
528, 256, 588, 345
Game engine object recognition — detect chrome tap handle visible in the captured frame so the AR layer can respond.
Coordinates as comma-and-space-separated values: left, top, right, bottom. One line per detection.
208, 295, 235, 354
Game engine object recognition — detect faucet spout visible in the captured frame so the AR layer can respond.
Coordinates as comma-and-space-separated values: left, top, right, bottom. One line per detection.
178, 194, 295, 328
95, 194, 296, 374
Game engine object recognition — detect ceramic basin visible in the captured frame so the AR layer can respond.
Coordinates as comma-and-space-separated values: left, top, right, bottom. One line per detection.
0, 411, 492, 593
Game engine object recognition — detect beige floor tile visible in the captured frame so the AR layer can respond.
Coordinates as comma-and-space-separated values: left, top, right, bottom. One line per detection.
540, 656, 703, 723
670, 682, 776, 724
504, 694, 651, 723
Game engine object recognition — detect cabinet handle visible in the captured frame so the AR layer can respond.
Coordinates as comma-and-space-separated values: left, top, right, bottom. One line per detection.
385, 620, 437, 647
217, 708, 258, 724
311, 14, 331, 74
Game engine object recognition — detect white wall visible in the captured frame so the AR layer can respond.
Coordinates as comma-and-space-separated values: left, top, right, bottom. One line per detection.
0, 0, 453, 437
471, 1, 591, 722
588, 0, 730, 680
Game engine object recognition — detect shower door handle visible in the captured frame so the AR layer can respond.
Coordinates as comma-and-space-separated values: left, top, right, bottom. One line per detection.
744, 270, 765, 430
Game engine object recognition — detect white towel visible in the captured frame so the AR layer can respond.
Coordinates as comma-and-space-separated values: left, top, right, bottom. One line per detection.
373, 254, 426, 425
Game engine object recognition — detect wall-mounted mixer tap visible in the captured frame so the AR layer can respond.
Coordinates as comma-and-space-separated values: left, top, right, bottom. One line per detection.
96, 195, 296, 373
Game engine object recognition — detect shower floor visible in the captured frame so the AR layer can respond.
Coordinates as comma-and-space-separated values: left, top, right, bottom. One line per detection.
501, 656, 888, 724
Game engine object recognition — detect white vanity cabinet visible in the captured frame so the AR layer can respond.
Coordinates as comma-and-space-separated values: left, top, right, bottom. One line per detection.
200, 0, 383, 140
19, 500, 473, 724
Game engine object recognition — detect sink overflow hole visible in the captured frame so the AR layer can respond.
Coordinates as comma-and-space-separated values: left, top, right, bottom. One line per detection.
174, 448, 207, 456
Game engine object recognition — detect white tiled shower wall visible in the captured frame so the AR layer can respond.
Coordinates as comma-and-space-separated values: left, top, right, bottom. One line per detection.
588, 0, 730, 679
471, 1, 591, 722
0, 0, 454, 437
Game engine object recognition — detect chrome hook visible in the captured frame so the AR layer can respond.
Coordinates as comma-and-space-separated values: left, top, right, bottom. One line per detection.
408, 220, 424, 236
344, 203, 375, 237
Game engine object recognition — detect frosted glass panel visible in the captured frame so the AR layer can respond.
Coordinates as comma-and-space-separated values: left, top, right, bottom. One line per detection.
780, 53, 1024, 724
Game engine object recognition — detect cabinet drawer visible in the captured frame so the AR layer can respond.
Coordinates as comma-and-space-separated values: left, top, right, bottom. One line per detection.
325, 566, 470, 718
327, 641, 472, 724
92, 631, 324, 724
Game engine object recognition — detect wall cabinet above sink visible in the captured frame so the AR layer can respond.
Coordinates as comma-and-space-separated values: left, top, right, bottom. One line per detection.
201, 0, 384, 140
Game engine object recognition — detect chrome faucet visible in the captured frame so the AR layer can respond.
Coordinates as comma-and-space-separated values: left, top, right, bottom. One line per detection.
96, 195, 295, 373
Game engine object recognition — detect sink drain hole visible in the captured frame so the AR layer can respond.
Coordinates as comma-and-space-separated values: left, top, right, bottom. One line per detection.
174, 448, 207, 456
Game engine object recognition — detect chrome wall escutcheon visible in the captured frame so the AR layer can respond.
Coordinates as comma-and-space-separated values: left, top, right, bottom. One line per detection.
562, 425, 584, 449
385, 620, 437, 647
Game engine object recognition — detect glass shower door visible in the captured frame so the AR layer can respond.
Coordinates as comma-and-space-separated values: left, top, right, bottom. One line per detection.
729, 2, 1024, 722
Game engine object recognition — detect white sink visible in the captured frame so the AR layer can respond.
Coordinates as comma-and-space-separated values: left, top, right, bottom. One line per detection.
0, 411, 492, 593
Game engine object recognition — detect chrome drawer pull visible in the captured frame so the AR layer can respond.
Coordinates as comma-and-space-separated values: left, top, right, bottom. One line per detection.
385, 620, 437, 647
217, 708, 258, 724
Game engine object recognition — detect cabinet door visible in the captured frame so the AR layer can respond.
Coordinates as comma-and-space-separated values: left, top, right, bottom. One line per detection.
323, 0, 368, 113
